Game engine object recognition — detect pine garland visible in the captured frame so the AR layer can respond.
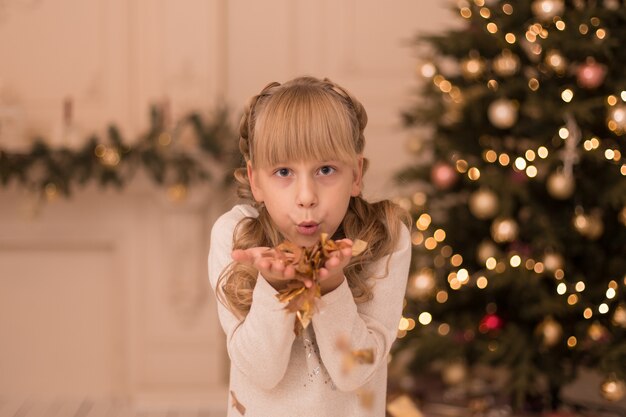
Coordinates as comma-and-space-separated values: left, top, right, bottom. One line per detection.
0, 106, 239, 199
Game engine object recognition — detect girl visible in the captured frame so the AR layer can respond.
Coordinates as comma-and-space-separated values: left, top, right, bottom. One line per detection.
208, 76, 412, 417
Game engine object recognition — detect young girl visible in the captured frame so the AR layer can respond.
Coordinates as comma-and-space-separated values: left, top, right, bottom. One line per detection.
208, 76, 412, 417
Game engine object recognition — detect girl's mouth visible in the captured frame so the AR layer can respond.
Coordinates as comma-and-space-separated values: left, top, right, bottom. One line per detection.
296, 222, 320, 236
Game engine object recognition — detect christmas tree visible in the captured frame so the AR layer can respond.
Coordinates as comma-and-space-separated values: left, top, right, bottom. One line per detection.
395, 0, 626, 411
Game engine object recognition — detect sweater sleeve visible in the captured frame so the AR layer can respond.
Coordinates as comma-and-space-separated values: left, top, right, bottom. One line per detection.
207, 208, 297, 390
311, 224, 412, 392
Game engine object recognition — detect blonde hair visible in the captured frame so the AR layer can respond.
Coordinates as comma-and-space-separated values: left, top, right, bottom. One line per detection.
218, 76, 410, 317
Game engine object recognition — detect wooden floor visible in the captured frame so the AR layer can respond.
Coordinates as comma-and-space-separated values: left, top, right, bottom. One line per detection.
0, 399, 225, 417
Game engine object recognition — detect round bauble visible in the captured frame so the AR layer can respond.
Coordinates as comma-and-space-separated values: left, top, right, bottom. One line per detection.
488, 98, 518, 129
607, 104, 626, 134
536, 317, 562, 347
407, 269, 436, 300
577, 58, 607, 89
546, 171, 575, 199
442, 361, 468, 386
588, 322, 609, 342
469, 188, 499, 220
491, 217, 519, 243
531, 0, 565, 20
612, 304, 626, 328
601, 377, 625, 402
479, 313, 505, 333
431, 162, 458, 190
545, 50, 568, 74
573, 211, 604, 240
477, 240, 499, 264
543, 252, 564, 272
461, 56, 486, 79
493, 50, 521, 77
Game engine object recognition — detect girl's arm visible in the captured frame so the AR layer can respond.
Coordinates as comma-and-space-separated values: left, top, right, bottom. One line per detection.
310, 224, 412, 392
208, 210, 297, 390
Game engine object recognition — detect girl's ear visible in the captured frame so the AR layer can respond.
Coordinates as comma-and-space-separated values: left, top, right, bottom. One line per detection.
247, 161, 264, 203
350, 156, 364, 197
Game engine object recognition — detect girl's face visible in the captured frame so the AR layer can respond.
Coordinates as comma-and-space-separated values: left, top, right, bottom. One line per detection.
248, 157, 363, 247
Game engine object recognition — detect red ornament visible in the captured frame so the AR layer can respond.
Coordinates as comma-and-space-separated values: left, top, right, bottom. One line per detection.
431, 162, 458, 190
479, 313, 505, 333
576, 58, 607, 89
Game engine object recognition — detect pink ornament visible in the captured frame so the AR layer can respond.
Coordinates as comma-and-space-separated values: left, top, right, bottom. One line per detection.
431, 162, 458, 190
479, 313, 505, 333
577, 58, 607, 89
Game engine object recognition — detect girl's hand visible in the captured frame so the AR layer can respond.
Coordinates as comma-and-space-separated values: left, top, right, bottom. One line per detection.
232, 247, 301, 291
318, 239, 353, 295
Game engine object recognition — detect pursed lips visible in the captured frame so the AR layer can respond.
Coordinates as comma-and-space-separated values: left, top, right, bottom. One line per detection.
296, 221, 320, 236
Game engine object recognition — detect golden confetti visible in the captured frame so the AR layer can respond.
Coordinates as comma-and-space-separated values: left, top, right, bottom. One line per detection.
336, 334, 375, 374
230, 391, 246, 415
358, 389, 375, 409
387, 395, 423, 417
272, 235, 368, 333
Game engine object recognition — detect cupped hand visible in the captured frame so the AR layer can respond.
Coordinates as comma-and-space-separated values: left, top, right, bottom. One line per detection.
318, 239, 353, 294
231, 247, 302, 291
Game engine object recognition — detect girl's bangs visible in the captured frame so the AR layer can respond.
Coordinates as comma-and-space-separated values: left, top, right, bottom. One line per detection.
252, 89, 358, 167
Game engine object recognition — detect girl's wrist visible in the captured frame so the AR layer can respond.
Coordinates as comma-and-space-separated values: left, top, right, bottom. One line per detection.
320, 274, 345, 295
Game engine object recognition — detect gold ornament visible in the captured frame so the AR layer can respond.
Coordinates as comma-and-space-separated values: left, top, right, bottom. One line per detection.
612, 304, 626, 328
469, 188, 499, 219
442, 361, 468, 385
547, 171, 575, 199
488, 98, 518, 129
407, 269, 436, 300
477, 240, 499, 263
545, 50, 568, 74
493, 50, 521, 77
607, 104, 626, 135
461, 55, 486, 79
491, 217, 519, 243
601, 377, 625, 401
573, 210, 604, 240
588, 321, 609, 341
531, 0, 565, 20
536, 316, 562, 347
543, 252, 564, 272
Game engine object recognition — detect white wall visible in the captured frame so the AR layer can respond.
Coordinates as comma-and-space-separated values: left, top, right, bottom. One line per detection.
0, 0, 451, 411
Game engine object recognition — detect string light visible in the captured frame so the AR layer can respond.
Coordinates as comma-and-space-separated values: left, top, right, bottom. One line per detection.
599, 303, 609, 314
505, 33, 516, 44
584, 308, 593, 319
538, 146, 549, 158
557, 282, 567, 295
567, 336, 577, 347
484, 150, 498, 162
596, 29, 606, 39
561, 88, 574, 102
436, 291, 448, 303
419, 312, 433, 325
480, 7, 491, 18
438, 323, 450, 335
486, 257, 497, 270
607, 95, 618, 106
579, 24, 589, 35
555, 20, 566, 31
529, 78, 540, 91
451, 254, 463, 266
502, 3, 513, 15
487, 23, 498, 33
477, 276, 488, 288
460, 7, 472, 18
510, 255, 521, 267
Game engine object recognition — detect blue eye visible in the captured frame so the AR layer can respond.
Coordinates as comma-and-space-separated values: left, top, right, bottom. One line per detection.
318, 165, 335, 176
275, 168, 291, 177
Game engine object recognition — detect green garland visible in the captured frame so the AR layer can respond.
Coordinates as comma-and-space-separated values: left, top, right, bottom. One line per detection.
0, 106, 239, 199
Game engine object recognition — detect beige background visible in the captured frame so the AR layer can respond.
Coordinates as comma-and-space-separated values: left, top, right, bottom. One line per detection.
0, 0, 450, 414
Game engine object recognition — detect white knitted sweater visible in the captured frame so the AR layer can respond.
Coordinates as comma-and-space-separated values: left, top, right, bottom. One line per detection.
208, 204, 411, 417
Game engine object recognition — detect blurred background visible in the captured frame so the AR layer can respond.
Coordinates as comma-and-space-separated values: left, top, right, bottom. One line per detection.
2, 1, 626, 417
0, 0, 443, 416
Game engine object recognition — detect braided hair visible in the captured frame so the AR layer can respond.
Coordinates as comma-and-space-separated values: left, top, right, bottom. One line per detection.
217, 76, 409, 317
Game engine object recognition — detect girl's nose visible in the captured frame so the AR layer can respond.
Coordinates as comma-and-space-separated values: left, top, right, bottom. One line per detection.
296, 177, 317, 208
